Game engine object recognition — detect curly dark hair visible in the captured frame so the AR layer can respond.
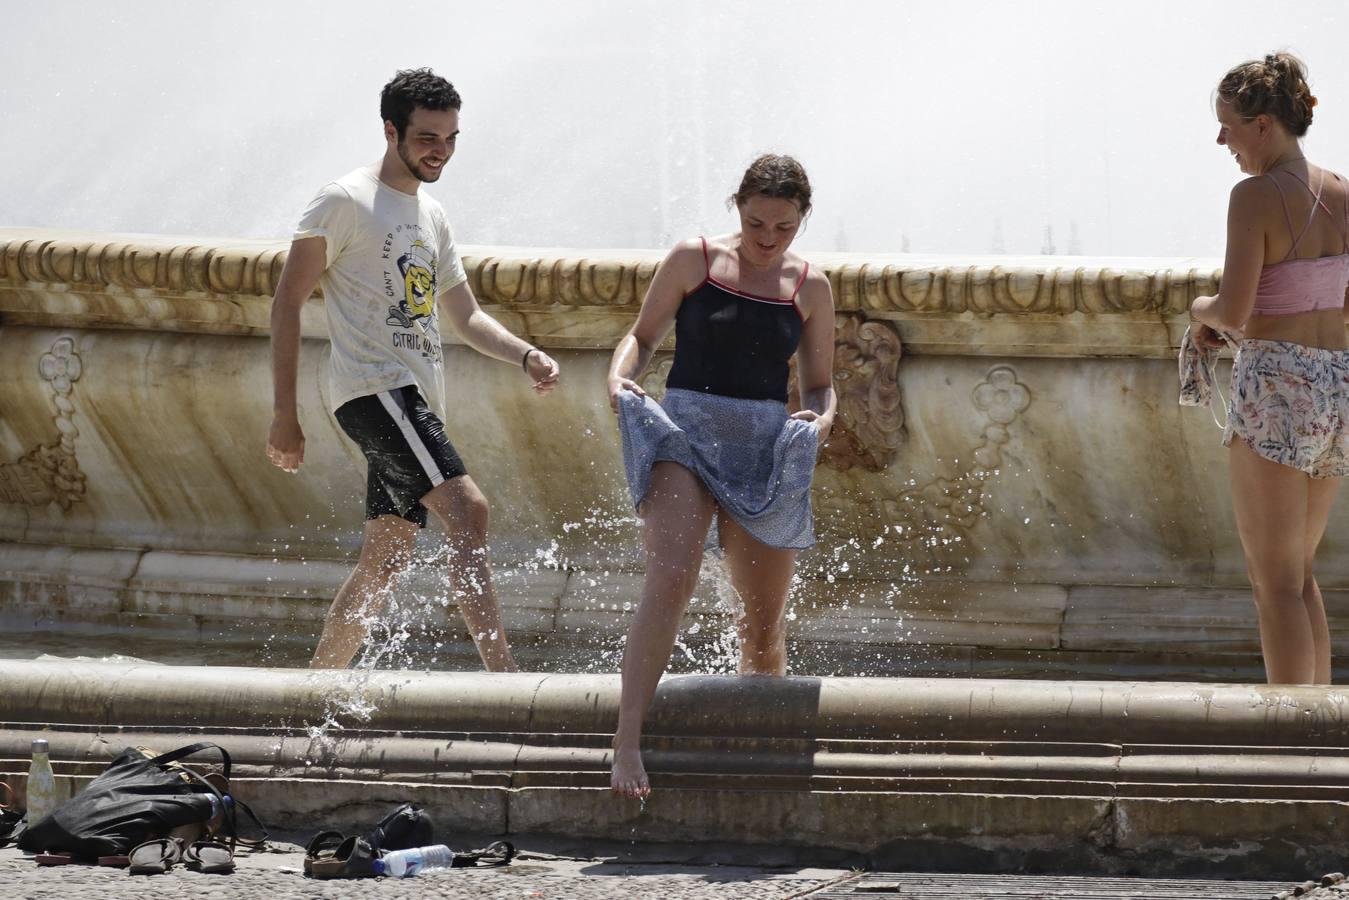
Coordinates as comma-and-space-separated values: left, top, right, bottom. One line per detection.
380, 68, 462, 138
727, 154, 812, 215
1217, 52, 1317, 137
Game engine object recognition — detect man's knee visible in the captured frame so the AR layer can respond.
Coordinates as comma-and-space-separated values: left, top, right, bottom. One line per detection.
354, 535, 413, 587
427, 479, 491, 538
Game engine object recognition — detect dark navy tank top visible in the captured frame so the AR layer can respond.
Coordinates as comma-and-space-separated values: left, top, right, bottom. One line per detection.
665, 237, 808, 403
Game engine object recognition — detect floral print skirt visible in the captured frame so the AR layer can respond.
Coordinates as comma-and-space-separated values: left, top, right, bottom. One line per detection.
1223, 339, 1349, 478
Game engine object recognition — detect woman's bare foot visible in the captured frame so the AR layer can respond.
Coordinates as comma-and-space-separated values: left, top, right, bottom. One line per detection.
611, 744, 650, 798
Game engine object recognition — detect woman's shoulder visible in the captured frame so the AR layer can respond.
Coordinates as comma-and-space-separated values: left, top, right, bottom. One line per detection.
1230, 172, 1286, 204
664, 236, 707, 266
794, 257, 833, 315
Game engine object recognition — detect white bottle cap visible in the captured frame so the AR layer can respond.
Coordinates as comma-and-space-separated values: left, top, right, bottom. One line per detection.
31, 739, 49, 754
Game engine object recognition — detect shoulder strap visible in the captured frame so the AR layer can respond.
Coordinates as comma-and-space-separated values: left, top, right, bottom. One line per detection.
789, 261, 810, 303
1284, 169, 1338, 258
1338, 173, 1349, 252
699, 236, 711, 279
1266, 174, 1298, 260
222, 796, 270, 852
147, 742, 231, 783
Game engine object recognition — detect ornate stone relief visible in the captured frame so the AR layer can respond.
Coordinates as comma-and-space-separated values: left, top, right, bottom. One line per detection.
0, 337, 87, 509
463, 254, 1216, 317
1, 235, 1218, 317
0, 236, 288, 297
790, 316, 905, 472
636, 355, 675, 401
816, 365, 1031, 571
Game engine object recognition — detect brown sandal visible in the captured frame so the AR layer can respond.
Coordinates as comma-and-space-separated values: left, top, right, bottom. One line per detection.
304, 832, 379, 879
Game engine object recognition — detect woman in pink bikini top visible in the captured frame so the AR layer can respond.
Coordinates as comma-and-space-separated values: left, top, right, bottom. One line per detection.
1188, 52, 1349, 687
1247, 170, 1349, 317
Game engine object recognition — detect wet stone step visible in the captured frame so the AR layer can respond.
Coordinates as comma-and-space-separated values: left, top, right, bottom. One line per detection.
813, 872, 1296, 898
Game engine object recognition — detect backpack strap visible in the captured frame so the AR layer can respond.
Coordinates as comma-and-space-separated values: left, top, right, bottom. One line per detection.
220, 797, 269, 852
146, 742, 232, 784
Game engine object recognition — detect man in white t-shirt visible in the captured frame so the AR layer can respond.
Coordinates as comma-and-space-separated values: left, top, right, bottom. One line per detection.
266, 68, 559, 672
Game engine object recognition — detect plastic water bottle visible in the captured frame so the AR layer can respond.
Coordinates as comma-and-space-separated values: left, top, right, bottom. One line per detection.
373, 844, 455, 877
196, 792, 232, 823
26, 739, 59, 826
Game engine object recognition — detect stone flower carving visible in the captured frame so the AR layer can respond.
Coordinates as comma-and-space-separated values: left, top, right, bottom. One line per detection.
39, 337, 82, 395
972, 366, 1030, 425
815, 364, 1032, 573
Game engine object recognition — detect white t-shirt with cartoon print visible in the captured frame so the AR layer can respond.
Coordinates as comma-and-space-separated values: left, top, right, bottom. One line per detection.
294, 167, 467, 417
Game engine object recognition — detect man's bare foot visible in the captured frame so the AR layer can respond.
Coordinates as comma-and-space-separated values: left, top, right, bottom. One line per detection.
611, 744, 650, 798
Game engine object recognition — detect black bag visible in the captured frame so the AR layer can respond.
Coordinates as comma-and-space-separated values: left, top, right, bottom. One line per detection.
368, 802, 434, 852
0, 781, 22, 848
17, 741, 257, 860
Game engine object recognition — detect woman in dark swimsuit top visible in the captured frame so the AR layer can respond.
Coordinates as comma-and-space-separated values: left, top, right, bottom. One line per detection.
606, 155, 837, 798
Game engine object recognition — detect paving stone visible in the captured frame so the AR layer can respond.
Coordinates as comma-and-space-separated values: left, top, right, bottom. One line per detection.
0, 847, 844, 899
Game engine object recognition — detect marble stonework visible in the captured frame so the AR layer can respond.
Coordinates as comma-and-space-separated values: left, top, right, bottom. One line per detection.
0, 228, 1339, 674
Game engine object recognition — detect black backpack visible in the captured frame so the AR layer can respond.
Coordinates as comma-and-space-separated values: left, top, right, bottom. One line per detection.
367, 802, 434, 852
18, 741, 265, 860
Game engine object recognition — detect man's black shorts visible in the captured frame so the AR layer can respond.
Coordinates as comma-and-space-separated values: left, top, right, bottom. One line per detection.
334, 385, 468, 528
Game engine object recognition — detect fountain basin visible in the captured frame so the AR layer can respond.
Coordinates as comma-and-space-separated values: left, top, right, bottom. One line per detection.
4, 229, 1347, 677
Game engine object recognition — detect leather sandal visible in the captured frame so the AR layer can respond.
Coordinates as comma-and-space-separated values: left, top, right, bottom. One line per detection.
305, 831, 379, 879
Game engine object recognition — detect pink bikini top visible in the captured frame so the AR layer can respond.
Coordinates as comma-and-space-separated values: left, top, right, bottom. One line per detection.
1252, 169, 1349, 316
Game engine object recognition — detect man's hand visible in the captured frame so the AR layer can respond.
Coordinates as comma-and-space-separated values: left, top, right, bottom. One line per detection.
525, 350, 560, 395
267, 414, 305, 473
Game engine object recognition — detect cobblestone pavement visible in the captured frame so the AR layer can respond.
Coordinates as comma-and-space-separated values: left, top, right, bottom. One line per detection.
0, 846, 852, 900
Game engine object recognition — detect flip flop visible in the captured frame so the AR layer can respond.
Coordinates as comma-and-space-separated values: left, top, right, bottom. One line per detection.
128, 837, 184, 875
0, 780, 13, 810
184, 838, 235, 874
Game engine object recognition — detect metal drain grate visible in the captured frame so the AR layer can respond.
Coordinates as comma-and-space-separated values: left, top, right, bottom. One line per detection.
810, 872, 1294, 898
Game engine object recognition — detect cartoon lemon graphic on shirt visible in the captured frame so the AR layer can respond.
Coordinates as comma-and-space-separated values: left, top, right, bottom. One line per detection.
397, 241, 437, 320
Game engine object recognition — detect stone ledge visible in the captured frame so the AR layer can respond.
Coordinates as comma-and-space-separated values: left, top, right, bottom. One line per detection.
2, 661, 1349, 879
0, 229, 1222, 357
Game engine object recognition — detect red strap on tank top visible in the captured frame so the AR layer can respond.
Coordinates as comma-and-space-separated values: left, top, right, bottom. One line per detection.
789, 262, 810, 302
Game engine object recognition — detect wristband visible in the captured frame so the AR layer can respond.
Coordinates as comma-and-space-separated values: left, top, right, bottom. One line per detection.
521, 348, 537, 372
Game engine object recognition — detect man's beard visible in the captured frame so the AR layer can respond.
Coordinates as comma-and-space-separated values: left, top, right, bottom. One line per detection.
397, 139, 442, 183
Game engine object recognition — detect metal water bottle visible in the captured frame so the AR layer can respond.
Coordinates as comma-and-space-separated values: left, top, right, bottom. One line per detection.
26, 739, 59, 825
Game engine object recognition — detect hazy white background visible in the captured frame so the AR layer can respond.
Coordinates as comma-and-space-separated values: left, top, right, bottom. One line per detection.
3, 1, 1347, 257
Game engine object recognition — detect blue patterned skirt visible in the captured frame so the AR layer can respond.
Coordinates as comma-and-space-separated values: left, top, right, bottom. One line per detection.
616, 388, 819, 550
